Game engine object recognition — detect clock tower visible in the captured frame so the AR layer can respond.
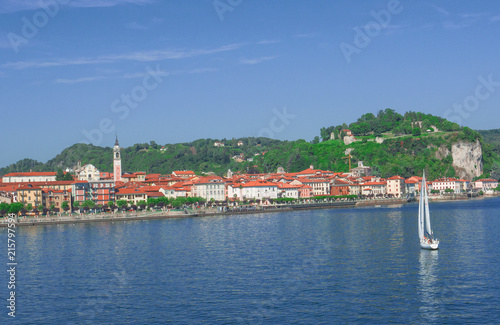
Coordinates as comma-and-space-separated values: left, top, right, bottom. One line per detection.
113, 136, 122, 183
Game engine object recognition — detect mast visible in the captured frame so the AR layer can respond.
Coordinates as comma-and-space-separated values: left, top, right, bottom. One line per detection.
418, 172, 425, 240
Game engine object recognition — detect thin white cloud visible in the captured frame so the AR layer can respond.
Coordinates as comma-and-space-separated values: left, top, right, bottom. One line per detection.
3, 58, 113, 69
186, 68, 218, 74
0, 0, 154, 14
125, 22, 148, 30
491, 15, 500, 23
430, 5, 492, 30
433, 5, 450, 16
257, 40, 281, 45
293, 33, 316, 39
122, 70, 169, 79
3, 43, 244, 69
55, 76, 106, 84
239, 56, 277, 65
55, 66, 215, 84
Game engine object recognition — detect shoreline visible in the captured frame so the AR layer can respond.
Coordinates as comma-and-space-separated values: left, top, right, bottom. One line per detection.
1, 194, 497, 228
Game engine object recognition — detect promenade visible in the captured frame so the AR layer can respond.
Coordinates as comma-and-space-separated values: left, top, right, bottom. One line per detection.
2, 194, 496, 228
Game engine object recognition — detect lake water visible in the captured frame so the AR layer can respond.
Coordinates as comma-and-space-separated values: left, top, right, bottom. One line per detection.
1, 197, 499, 324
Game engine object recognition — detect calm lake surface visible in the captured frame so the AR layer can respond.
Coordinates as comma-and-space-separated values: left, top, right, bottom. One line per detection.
2, 197, 499, 324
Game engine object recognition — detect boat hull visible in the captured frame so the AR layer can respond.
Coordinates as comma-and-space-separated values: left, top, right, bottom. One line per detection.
420, 240, 439, 250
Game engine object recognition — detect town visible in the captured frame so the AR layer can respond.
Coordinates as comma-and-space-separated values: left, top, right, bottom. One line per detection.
0, 137, 498, 217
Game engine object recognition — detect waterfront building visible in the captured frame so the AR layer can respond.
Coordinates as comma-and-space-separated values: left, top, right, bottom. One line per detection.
298, 184, 313, 198
72, 180, 115, 206
228, 180, 278, 200
361, 181, 387, 196
277, 183, 300, 199
44, 189, 72, 212
191, 176, 225, 201
115, 188, 147, 205
330, 179, 350, 196
72, 181, 90, 203
474, 178, 499, 193
16, 184, 44, 207
432, 177, 461, 194
405, 179, 418, 195
292, 178, 330, 196
387, 175, 406, 197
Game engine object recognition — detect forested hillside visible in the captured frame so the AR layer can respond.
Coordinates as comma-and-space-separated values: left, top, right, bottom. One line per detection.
1, 110, 499, 180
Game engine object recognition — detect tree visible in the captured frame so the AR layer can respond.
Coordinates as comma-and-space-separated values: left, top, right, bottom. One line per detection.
117, 200, 128, 209
81, 200, 95, 209
63, 172, 73, 181
26, 203, 33, 211
312, 136, 320, 144
62, 201, 70, 212
412, 128, 421, 136
9, 202, 24, 215
0, 202, 10, 216
55, 169, 65, 181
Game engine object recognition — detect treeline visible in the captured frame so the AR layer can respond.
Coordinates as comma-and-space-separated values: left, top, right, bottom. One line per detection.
0, 137, 287, 177
319, 109, 480, 141
1, 111, 498, 180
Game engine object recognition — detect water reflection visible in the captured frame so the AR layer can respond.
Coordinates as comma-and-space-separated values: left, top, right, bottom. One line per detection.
416, 249, 440, 323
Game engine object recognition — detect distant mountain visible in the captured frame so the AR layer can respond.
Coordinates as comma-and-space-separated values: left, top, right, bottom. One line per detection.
1, 111, 499, 180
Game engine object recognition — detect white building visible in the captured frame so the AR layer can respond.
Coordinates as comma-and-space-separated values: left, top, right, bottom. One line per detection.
387, 175, 406, 197
277, 183, 300, 199
228, 181, 278, 200
191, 177, 225, 201
292, 178, 330, 196
432, 178, 461, 194
2, 172, 57, 183
77, 164, 101, 181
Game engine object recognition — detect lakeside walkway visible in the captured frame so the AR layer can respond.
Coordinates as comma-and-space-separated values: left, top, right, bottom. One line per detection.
2, 195, 496, 228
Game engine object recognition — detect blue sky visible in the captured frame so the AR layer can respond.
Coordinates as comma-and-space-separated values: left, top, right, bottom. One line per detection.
1, 0, 500, 168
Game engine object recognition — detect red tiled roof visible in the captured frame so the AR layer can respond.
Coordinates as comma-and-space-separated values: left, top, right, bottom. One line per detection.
241, 181, 277, 188
173, 170, 195, 175
116, 188, 146, 195
3, 172, 57, 177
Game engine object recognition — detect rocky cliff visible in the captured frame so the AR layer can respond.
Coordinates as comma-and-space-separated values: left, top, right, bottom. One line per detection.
451, 139, 483, 179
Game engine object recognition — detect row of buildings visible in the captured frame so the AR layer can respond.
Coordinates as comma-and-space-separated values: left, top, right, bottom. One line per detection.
1, 138, 498, 210
1, 166, 498, 211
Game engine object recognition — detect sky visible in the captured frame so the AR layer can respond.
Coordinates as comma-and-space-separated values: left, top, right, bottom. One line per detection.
1, 0, 500, 168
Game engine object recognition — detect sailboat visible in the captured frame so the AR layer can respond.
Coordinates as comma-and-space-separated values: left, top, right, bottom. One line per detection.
418, 171, 439, 250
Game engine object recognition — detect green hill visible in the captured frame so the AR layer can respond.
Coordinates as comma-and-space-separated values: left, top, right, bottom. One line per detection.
1, 110, 499, 180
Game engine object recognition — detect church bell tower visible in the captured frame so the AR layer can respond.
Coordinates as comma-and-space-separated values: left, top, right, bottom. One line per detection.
113, 136, 122, 183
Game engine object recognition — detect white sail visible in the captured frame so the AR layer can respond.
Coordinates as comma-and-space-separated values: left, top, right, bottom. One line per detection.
424, 175, 433, 236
